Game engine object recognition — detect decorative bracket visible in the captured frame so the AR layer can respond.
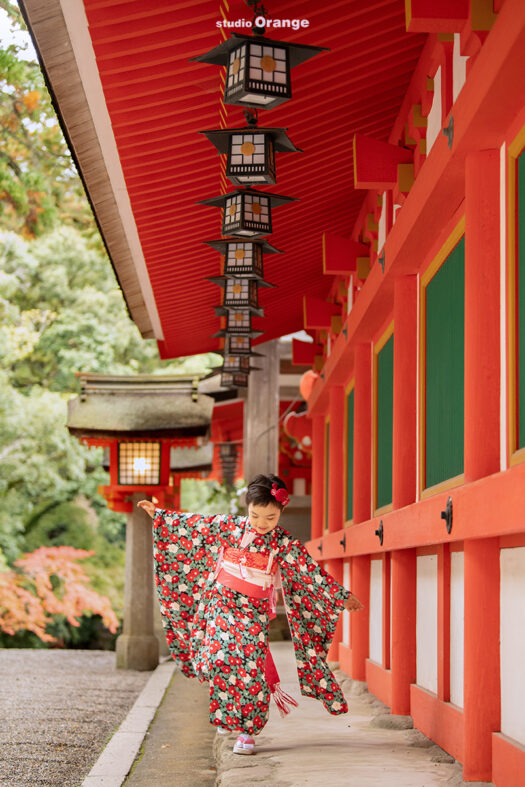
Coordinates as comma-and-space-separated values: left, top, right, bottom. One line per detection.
339, 533, 346, 550
442, 115, 454, 150
317, 542, 323, 554
441, 497, 453, 534
378, 250, 385, 273
374, 520, 384, 546
342, 323, 348, 339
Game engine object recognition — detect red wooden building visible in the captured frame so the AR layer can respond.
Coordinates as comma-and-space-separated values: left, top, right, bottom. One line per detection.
22, 0, 525, 783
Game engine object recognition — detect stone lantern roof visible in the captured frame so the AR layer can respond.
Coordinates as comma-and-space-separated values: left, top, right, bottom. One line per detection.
67, 374, 214, 439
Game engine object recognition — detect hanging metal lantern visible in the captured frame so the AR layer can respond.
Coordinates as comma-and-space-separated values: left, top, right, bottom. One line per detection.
212, 308, 263, 338
205, 238, 280, 279
191, 33, 328, 110
198, 188, 296, 238
200, 126, 301, 185
224, 333, 259, 357
221, 371, 249, 388
222, 354, 252, 373
210, 276, 270, 312
218, 441, 239, 487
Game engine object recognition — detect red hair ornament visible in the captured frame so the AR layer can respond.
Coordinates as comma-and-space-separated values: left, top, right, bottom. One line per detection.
271, 483, 289, 507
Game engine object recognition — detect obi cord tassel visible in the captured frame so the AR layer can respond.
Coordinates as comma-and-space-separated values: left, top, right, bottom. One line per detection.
264, 647, 298, 717
271, 683, 299, 717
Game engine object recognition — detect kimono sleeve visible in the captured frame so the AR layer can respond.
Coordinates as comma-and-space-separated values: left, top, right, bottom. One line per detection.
279, 537, 350, 610
278, 536, 350, 715
152, 509, 226, 675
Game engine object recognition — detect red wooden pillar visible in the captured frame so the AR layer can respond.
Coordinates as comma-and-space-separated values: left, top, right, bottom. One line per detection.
392, 276, 418, 509
353, 343, 372, 524
311, 414, 325, 539
350, 344, 372, 681
327, 558, 344, 661
462, 150, 501, 780
463, 538, 500, 781
464, 149, 500, 482
328, 385, 345, 533
350, 554, 370, 681
390, 548, 416, 715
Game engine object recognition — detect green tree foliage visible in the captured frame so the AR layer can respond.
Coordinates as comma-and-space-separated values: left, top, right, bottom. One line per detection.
0, 3, 222, 646
0, 228, 219, 565
0, 1, 92, 237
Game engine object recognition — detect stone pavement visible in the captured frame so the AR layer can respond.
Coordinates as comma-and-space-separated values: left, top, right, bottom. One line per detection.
214, 641, 490, 787
123, 667, 216, 787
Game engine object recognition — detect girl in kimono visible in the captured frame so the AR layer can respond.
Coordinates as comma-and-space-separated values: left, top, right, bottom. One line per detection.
138, 473, 363, 756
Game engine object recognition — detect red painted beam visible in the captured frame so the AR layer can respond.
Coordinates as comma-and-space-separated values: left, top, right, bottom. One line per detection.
303, 296, 340, 330
292, 338, 320, 366
322, 232, 369, 275
405, 0, 468, 33
353, 133, 413, 190
306, 460, 525, 559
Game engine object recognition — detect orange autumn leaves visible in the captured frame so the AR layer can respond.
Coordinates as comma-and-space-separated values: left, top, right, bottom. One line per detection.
0, 546, 118, 643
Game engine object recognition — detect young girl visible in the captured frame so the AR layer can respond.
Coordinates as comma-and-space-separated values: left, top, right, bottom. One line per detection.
138, 473, 363, 756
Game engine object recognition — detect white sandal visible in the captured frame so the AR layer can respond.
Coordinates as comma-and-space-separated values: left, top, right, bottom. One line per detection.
233, 733, 255, 755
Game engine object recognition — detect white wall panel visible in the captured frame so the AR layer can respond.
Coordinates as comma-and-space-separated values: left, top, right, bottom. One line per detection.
450, 551, 464, 707
452, 33, 468, 102
426, 67, 442, 154
369, 559, 383, 664
342, 560, 351, 646
500, 547, 525, 745
416, 554, 438, 693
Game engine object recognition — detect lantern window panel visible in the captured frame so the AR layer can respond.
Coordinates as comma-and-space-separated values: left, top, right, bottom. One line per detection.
227, 309, 251, 331
223, 194, 242, 231
221, 371, 248, 388
223, 278, 259, 309
118, 441, 161, 485
226, 333, 252, 355
224, 242, 263, 278
227, 44, 247, 93
223, 355, 251, 373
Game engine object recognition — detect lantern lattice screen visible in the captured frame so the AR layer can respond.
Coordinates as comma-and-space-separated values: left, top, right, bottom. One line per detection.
118, 442, 161, 485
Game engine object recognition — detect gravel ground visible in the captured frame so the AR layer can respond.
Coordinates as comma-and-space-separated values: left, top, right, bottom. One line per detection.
0, 649, 152, 787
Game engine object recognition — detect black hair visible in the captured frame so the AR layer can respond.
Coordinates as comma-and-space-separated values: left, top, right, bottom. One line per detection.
246, 473, 288, 511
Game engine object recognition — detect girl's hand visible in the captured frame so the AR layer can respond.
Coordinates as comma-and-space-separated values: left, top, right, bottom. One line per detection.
137, 500, 156, 519
344, 593, 364, 612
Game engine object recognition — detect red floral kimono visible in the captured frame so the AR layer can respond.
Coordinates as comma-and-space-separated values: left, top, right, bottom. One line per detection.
153, 509, 350, 735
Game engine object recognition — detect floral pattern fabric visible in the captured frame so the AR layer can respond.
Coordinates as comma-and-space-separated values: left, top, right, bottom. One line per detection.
153, 510, 350, 733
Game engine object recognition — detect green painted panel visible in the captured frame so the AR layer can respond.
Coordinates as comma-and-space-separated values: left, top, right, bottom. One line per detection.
377, 335, 394, 508
426, 237, 465, 487
324, 421, 330, 529
517, 152, 525, 448
346, 391, 354, 521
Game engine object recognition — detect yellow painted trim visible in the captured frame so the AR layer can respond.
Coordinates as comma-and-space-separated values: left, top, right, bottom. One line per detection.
404, 0, 412, 31
343, 380, 355, 525
375, 502, 394, 516
420, 474, 465, 500
507, 125, 525, 462
420, 217, 465, 495
421, 217, 465, 287
509, 446, 525, 467
322, 232, 327, 275
373, 321, 394, 512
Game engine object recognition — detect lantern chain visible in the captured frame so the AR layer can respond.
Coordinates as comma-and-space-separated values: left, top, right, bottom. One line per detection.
243, 107, 258, 127
245, 0, 268, 34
